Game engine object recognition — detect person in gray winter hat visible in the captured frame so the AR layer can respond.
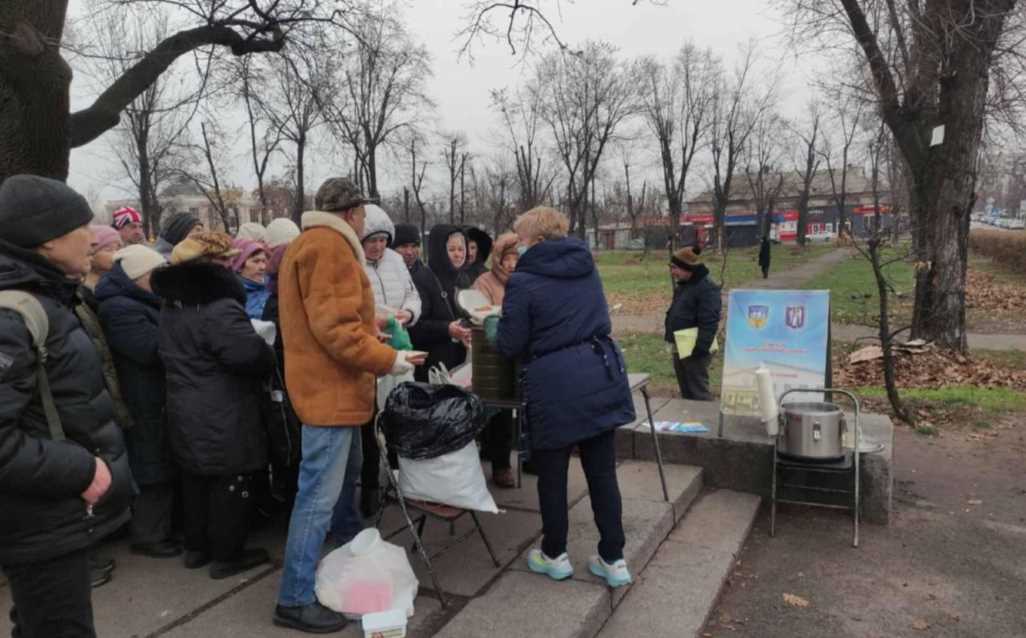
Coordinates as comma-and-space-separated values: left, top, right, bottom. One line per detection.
0, 175, 134, 638
0, 174, 95, 248
154, 212, 203, 259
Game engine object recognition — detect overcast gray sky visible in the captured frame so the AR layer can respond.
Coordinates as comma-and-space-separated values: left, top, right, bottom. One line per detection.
65, 0, 820, 206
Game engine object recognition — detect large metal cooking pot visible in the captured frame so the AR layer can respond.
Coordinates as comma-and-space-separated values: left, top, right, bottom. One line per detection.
470, 326, 519, 403
778, 402, 847, 461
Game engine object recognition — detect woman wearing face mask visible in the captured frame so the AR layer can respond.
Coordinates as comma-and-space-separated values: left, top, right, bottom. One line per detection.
230, 239, 272, 320
487, 207, 636, 589
471, 233, 520, 487
85, 225, 124, 290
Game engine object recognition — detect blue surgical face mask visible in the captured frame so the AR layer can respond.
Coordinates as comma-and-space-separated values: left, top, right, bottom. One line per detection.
516, 245, 529, 256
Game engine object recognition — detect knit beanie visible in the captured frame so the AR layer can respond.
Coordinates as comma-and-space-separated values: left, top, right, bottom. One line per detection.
392, 223, 421, 248
236, 222, 268, 243
114, 244, 166, 280
160, 212, 201, 245
90, 225, 122, 252
266, 217, 300, 248
111, 206, 142, 229
671, 245, 703, 271
0, 175, 95, 248
230, 238, 267, 273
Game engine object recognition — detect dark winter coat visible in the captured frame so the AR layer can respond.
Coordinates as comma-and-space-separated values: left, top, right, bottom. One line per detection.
496, 238, 635, 451
261, 286, 301, 470
664, 264, 722, 357
95, 263, 176, 486
406, 258, 466, 383
464, 227, 493, 283
151, 260, 274, 476
0, 241, 133, 566
758, 238, 771, 270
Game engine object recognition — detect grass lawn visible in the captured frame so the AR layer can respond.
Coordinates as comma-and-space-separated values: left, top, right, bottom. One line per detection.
598, 244, 835, 315
618, 331, 724, 397
800, 246, 915, 326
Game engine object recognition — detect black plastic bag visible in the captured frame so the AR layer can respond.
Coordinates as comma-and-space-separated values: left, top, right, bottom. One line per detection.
382, 382, 486, 460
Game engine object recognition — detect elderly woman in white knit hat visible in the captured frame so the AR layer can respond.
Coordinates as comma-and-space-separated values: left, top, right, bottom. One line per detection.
95, 245, 182, 559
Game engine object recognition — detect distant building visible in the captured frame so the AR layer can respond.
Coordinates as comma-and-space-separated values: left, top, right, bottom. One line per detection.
684, 166, 892, 247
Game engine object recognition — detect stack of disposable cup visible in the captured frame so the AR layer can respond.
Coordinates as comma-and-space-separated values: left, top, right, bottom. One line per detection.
755, 365, 779, 436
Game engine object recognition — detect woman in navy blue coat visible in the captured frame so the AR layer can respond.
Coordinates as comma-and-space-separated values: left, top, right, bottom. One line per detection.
492, 207, 636, 588
96, 246, 182, 559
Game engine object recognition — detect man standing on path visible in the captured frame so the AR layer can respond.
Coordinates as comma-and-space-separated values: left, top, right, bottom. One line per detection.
273, 177, 424, 633
758, 235, 772, 279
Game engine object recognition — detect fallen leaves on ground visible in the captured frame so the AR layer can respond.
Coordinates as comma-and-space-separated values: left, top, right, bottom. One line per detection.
782, 593, 810, 608
966, 270, 1026, 314
836, 342, 1026, 391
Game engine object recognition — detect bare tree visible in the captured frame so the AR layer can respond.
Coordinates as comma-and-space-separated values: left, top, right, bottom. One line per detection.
236, 57, 286, 223
251, 53, 326, 222
790, 101, 823, 247
441, 133, 470, 224
84, 5, 197, 237
491, 87, 555, 213
0, 1, 352, 182
531, 41, 638, 237
406, 135, 430, 238
320, 6, 432, 200
744, 112, 788, 238
709, 45, 774, 251
784, 0, 1025, 351
819, 96, 863, 242
638, 42, 718, 250
174, 119, 240, 232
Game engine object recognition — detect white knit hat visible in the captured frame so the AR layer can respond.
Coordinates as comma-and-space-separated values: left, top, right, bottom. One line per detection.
266, 217, 301, 248
114, 244, 166, 280
236, 222, 268, 243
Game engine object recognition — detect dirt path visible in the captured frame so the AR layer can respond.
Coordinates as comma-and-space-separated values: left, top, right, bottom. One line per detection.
703, 420, 1026, 637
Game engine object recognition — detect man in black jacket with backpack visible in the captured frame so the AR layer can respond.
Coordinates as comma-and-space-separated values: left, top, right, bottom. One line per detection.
0, 175, 134, 638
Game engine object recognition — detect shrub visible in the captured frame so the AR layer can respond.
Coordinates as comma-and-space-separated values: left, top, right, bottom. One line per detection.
969, 230, 1026, 272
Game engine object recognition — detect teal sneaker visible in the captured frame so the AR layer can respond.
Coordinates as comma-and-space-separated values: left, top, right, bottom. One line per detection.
527, 549, 574, 581
588, 556, 632, 588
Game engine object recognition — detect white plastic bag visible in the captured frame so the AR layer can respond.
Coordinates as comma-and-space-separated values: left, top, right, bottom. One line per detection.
397, 442, 499, 513
315, 529, 418, 620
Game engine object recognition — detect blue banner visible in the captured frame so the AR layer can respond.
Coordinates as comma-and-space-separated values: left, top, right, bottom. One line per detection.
720, 290, 831, 416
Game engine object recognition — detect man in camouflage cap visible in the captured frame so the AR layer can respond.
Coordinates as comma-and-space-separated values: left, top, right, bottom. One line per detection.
313, 176, 371, 213
273, 177, 424, 632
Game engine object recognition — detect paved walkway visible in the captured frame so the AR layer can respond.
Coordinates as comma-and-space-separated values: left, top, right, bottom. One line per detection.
613, 248, 1026, 352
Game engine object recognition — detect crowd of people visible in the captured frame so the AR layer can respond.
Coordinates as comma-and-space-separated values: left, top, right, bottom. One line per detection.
0, 173, 683, 635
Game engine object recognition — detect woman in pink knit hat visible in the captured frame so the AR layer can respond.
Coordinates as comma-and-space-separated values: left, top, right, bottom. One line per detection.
85, 225, 124, 289
230, 238, 271, 319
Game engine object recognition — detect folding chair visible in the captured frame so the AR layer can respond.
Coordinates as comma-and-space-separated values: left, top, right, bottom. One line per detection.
372, 416, 501, 608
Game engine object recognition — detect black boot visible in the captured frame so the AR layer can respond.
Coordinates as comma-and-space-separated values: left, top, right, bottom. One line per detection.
360, 487, 380, 519
273, 602, 348, 634
131, 540, 184, 558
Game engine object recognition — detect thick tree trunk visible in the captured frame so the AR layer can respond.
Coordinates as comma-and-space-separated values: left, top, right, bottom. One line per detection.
0, 2, 73, 182
292, 137, 306, 224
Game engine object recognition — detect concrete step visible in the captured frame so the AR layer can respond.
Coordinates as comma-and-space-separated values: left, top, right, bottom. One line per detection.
596, 489, 762, 638
434, 461, 703, 638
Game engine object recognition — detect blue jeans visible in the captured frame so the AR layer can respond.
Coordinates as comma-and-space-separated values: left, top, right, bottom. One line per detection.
278, 425, 361, 607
